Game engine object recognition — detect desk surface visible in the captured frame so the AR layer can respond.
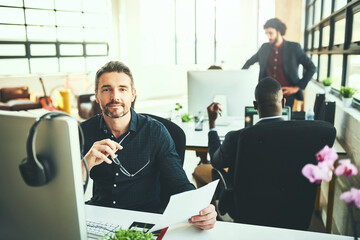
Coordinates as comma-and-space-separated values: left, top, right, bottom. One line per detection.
85, 205, 353, 240
183, 117, 346, 155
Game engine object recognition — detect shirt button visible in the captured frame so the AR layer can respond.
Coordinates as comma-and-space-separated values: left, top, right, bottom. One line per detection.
114, 184, 117, 187
113, 201, 116, 204
274, 58, 277, 62
116, 173, 119, 176
275, 51, 279, 54
274, 66, 277, 70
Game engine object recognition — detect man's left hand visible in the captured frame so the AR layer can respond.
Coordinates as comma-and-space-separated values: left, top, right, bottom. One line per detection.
282, 86, 300, 98
188, 204, 217, 230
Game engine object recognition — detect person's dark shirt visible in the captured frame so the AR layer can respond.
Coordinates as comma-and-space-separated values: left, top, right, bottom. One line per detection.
266, 42, 291, 87
80, 108, 195, 213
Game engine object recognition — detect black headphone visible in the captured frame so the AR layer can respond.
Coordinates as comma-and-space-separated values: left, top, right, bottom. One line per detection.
19, 112, 85, 187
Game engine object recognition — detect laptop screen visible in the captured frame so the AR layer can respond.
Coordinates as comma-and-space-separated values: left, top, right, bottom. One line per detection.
244, 106, 291, 127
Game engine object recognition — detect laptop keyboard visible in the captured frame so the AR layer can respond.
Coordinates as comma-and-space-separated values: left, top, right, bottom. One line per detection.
86, 220, 119, 239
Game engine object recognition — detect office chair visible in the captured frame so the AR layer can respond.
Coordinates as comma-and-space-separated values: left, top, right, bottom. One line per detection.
214, 120, 336, 230
141, 113, 186, 165
141, 113, 186, 208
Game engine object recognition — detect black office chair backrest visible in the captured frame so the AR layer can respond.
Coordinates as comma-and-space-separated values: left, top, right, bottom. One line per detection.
314, 93, 325, 120
141, 113, 186, 165
232, 120, 336, 230
141, 113, 187, 209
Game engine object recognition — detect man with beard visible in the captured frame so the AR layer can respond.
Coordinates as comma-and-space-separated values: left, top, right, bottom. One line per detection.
80, 61, 216, 230
242, 18, 316, 109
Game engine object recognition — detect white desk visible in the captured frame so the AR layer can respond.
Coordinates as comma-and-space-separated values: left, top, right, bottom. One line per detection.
183, 117, 346, 155
184, 116, 243, 151
85, 205, 353, 240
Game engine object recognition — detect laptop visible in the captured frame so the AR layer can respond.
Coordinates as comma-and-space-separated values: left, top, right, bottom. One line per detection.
244, 106, 291, 127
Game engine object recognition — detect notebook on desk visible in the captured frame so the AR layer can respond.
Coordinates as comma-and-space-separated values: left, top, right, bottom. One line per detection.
244, 106, 291, 127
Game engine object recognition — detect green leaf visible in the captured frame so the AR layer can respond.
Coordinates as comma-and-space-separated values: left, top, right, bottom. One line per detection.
321, 77, 332, 86
181, 113, 195, 122
104, 227, 155, 240
340, 86, 357, 98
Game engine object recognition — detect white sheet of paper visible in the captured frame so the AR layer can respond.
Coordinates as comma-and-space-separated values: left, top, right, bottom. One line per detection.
150, 179, 219, 232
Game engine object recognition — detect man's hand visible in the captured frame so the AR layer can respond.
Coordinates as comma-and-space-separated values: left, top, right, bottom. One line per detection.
282, 86, 300, 98
84, 139, 123, 171
207, 102, 222, 129
188, 204, 217, 230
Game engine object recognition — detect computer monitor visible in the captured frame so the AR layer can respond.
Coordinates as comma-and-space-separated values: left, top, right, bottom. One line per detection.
0, 110, 87, 240
187, 70, 258, 117
244, 106, 292, 127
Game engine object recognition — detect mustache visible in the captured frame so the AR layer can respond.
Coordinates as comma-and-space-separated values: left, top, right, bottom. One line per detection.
106, 100, 124, 107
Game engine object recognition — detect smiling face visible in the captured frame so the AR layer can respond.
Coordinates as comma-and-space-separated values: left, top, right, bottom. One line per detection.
95, 72, 136, 119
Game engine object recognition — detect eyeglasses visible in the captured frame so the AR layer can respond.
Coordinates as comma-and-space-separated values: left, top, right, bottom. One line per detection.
112, 154, 150, 177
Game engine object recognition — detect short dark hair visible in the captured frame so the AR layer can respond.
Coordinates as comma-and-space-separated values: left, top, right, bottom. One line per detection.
95, 61, 134, 92
255, 77, 282, 105
263, 18, 287, 36
207, 65, 222, 70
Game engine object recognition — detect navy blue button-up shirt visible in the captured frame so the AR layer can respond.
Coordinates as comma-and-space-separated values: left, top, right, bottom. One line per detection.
80, 108, 195, 213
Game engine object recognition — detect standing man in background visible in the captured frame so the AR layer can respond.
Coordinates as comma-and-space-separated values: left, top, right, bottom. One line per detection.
242, 18, 316, 109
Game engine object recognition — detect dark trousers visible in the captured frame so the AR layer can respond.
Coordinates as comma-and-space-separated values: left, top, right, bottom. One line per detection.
286, 94, 295, 109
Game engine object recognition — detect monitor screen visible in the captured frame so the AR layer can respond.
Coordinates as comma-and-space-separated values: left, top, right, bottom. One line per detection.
0, 110, 87, 240
187, 70, 258, 117
244, 106, 291, 127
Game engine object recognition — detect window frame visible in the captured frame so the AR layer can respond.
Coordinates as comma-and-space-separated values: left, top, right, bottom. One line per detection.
304, 0, 360, 109
0, 3, 109, 74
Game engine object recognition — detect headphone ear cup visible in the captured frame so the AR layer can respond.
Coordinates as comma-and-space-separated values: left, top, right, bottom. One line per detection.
19, 155, 52, 187
38, 155, 53, 183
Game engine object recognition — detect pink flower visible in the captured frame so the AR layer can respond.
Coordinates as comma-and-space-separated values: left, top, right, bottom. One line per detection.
335, 159, 358, 177
316, 146, 338, 170
302, 163, 333, 183
340, 188, 360, 208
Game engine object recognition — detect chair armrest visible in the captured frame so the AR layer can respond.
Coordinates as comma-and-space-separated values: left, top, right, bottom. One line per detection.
212, 167, 232, 191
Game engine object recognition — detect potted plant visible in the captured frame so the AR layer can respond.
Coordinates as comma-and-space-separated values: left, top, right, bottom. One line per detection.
105, 227, 156, 240
321, 77, 332, 93
340, 86, 357, 107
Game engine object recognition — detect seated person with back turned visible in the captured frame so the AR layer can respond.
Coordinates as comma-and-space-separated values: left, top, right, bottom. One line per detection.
80, 61, 216, 230
207, 77, 285, 216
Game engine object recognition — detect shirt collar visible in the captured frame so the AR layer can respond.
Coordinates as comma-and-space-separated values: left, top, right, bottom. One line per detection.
258, 115, 284, 122
99, 108, 138, 135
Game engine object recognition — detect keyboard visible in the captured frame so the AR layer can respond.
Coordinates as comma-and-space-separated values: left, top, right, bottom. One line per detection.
86, 220, 119, 239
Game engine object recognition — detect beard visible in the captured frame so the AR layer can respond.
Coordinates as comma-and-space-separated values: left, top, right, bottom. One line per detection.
270, 32, 279, 46
102, 100, 129, 118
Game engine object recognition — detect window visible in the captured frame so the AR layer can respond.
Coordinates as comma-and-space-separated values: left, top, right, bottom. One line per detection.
330, 55, 343, 90
174, 0, 274, 65
334, 18, 346, 46
322, 0, 332, 18
348, 55, 360, 100
305, 0, 360, 106
314, 0, 321, 23
352, 11, 360, 43
0, 0, 109, 75
312, 54, 319, 80
314, 30, 320, 49
322, 25, 330, 47
319, 54, 328, 82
